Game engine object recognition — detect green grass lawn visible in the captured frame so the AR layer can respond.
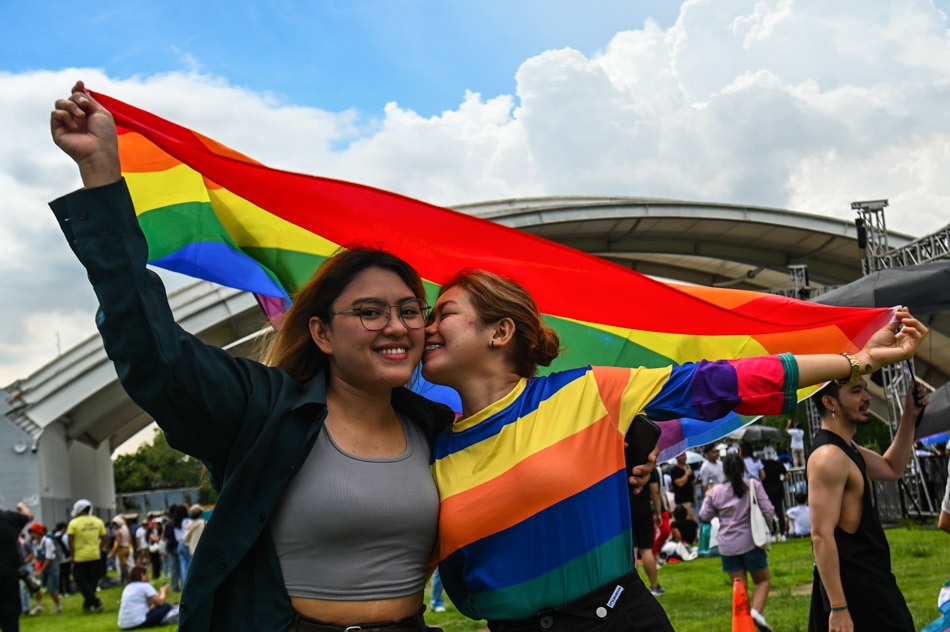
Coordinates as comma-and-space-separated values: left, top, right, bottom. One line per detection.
19, 525, 948, 631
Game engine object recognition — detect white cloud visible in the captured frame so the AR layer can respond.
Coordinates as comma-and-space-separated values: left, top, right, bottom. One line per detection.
2, 0, 950, 385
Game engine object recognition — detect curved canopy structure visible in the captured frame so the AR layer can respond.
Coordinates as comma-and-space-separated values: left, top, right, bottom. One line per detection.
5, 195, 949, 453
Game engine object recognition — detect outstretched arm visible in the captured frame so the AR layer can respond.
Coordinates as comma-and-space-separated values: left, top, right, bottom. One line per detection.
795, 308, 927, 388
50, 81, 122, 188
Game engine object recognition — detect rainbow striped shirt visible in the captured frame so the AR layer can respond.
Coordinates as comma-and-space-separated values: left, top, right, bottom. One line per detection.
432, 355, 797, 620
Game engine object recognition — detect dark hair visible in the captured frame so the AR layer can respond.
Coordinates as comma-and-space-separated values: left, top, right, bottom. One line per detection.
811, 381, 842, 417
739, 442, 754, 458
265, 246, 426, 381
438, 269, 560, 377
723, 453, 748, 498
795, 492, 807, 504
171, 504, 187, 529
704, 444, 718, 455
672, 505, 688, 522
129, 565, 149, 583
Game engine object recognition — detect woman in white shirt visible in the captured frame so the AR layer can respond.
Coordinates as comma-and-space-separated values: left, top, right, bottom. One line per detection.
118, 565, 173, 629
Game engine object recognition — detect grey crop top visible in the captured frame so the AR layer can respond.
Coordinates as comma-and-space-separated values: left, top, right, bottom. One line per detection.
269, 413, 440, 600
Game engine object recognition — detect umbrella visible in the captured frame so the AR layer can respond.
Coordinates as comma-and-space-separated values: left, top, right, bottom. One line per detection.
812, 260, 950, 315
920, 432, 949, 446
915, 383, 950, 441
727, 424, 785, 442
663, 450, 704, 466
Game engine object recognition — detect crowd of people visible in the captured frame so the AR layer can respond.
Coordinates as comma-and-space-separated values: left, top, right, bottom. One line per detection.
1, 501, 202, 630
0, 81, 941, 632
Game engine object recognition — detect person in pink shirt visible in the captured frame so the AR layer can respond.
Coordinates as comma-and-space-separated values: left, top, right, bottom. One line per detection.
700, 454, 775, 632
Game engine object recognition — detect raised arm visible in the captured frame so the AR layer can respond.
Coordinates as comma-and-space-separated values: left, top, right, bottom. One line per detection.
50, 81, 122, 189
48, 83, 279, 468
860, 383, 927, 481
0, 503, 32, 532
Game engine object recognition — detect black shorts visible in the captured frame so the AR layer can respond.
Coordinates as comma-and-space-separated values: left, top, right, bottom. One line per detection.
630, 508, 655, 552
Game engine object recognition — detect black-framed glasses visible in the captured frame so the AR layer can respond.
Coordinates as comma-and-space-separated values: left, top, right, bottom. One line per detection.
331, 298, 431, 331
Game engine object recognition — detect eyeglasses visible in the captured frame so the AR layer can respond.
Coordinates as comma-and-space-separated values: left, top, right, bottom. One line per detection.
331, 299, 431, 331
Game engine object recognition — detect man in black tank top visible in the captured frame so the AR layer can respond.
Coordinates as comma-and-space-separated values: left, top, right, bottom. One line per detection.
806, 378, 927, 631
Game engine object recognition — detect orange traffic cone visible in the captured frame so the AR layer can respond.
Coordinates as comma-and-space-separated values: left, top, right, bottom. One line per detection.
732, 577, 756, 632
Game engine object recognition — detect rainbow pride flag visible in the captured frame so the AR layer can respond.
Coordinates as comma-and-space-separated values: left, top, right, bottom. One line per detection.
93, 90, 892, 459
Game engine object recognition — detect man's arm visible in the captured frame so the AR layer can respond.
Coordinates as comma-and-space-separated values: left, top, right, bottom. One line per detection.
0, 502, 32, 530
670, 525, 683, 542
672, 467, 690, 488
860, 383, 927, 481
808, 444, 855, 629
0, 502, 33, 523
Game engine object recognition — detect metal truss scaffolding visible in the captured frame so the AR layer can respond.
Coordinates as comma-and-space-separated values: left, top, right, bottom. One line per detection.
852, 200, 939, 518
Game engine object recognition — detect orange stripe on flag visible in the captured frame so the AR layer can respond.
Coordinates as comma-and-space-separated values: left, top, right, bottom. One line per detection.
439, 416, 624, 558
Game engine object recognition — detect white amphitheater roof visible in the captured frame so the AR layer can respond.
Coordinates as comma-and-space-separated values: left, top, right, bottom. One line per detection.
5, 196, 947, 451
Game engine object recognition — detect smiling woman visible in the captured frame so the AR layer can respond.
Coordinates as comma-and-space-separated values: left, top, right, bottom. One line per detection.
48, 83, 455, 632
419, 268, 925, 630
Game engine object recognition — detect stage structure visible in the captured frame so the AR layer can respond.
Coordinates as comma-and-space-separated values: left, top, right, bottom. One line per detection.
853, 199, 948, 518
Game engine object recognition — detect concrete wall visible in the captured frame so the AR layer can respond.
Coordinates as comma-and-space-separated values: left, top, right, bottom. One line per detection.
0, 417, 40, 517
1, 417, 115, 527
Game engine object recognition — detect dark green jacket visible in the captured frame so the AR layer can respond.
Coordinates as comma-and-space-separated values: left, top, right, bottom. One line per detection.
50, 180, 454, 631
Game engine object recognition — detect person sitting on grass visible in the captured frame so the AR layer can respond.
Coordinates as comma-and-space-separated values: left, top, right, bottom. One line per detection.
117, 565, 174, 629
785, 492, 812, 538
670, 505, 699, 548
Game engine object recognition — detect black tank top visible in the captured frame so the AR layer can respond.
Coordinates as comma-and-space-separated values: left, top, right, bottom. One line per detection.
807, 429, 913, 631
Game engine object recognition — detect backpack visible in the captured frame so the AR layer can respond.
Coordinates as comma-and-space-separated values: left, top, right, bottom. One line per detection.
50, 535, 68, 564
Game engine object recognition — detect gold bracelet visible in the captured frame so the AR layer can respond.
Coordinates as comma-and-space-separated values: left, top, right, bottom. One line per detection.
835, 352, 862, 386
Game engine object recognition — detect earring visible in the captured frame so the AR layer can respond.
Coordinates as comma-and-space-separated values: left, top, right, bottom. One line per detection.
490, 340, 495, 349
831, 409, 836, 418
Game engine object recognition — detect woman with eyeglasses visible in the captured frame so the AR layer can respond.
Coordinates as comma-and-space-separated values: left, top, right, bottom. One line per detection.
420, 269, 926, 631
50, 83, 453, 632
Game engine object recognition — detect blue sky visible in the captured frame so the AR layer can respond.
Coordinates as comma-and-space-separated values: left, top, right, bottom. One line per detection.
5, 1, 678, 117
2, 0, 950, 395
